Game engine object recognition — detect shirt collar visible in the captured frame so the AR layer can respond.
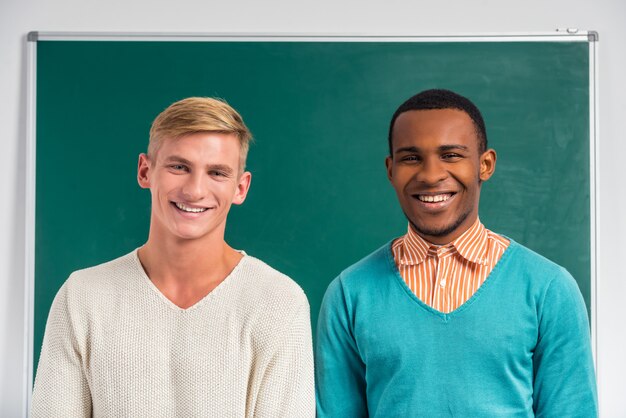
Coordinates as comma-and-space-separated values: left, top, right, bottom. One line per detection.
397, 218, 489, 266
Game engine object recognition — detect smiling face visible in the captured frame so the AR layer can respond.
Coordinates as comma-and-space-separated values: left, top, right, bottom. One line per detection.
137, 132, 251, 244
386, 109, 496, 244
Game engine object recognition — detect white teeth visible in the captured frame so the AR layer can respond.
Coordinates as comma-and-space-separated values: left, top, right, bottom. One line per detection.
175, 202, 208, 213
417, 194, 451, 203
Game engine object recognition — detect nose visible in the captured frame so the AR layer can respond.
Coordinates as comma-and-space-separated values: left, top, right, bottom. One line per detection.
416, 157, 447, 185
181, 172, 206, 201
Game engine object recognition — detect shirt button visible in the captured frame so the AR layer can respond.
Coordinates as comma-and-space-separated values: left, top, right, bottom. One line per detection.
440, 279, 447, 287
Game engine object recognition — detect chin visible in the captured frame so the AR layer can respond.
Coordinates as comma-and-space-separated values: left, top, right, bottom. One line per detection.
415, 216, 472, 241
169, 227, 210, 241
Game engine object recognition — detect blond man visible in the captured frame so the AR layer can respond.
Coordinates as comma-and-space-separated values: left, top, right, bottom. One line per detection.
32, 98, 315, 417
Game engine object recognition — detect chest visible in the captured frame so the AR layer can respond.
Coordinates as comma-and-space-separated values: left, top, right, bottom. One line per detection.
352, 273, 539, 383
77, 296, 261, 416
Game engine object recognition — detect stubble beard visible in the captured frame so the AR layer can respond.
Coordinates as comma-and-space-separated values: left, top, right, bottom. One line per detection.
407, 207, 473, 243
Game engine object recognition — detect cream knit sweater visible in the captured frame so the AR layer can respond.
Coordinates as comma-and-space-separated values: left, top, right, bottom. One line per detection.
32, 250, 314, 417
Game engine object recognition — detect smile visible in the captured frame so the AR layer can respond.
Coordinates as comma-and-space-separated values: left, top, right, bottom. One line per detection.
173, 202, 209, 213
415, 193, 454, 203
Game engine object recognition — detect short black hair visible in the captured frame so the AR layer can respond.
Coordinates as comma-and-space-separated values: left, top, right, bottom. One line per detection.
387, 89, 488, 156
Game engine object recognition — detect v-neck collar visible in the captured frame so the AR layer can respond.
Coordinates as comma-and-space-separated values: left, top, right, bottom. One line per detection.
132, 249, 248, 313
385, 239, 517, 321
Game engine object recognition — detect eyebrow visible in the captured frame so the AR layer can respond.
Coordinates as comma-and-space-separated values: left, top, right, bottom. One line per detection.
163, 156, 235, 175
164, 155, 194, 165
206, 164, 235, 175
394, 144, 469, 154
439, 144, 469, 152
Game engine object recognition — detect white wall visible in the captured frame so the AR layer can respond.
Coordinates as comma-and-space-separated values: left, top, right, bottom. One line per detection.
1, 0, 624, 416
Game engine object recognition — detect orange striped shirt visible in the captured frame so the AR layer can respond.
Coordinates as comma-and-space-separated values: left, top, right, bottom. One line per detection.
392, 219, 510, 313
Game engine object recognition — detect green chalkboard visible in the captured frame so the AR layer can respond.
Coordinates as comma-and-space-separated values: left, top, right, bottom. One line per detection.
31, 36, 595, 376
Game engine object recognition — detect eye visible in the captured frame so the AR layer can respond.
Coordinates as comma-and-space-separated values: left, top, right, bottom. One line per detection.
400, 155, 421, 163
169, 164, 189, 172
209, 170, 229, 178
441, 153, 462, 161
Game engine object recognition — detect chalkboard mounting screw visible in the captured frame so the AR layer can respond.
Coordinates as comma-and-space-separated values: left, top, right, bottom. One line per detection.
556, 27, 579, 34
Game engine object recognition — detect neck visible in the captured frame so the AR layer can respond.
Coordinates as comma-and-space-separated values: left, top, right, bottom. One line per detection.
137, 224, 241, 290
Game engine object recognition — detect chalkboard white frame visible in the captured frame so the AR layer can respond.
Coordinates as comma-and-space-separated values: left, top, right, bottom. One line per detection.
24, 31, 598, 414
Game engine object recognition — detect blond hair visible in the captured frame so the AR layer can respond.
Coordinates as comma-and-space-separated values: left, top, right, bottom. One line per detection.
148, 97, 252, 172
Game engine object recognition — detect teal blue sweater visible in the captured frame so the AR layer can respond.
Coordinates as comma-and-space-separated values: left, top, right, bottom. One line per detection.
315, 240, 597, 417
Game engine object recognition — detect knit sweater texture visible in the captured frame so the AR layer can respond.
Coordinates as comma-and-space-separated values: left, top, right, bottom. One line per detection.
315, 240, 597, 417
32, 250, 315, 418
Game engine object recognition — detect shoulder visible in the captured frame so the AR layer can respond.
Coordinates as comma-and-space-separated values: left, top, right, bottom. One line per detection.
322, 242, 395, 304
45, 251, 141, 332
228, 256, 311, 346
343, 242, 393, 277
502, 243, 591, 342
499, 240, 582, 299
234, 255, 309, 311
335, 242, 394, 287
504, 240, 572, 280
62, 250, 141, 303
337, 242, 394, 284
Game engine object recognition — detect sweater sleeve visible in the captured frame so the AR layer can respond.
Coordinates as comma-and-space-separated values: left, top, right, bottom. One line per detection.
253, 298, 315, 418
532, 268, 598, 417
315, 277, 368, 418
31, 281, 92, 418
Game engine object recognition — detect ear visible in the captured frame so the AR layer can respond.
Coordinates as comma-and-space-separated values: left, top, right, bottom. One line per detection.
479, 149, 497, 182
232, 171, 252, 205
137, 153, 152, 189
385, 156, 394, 182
